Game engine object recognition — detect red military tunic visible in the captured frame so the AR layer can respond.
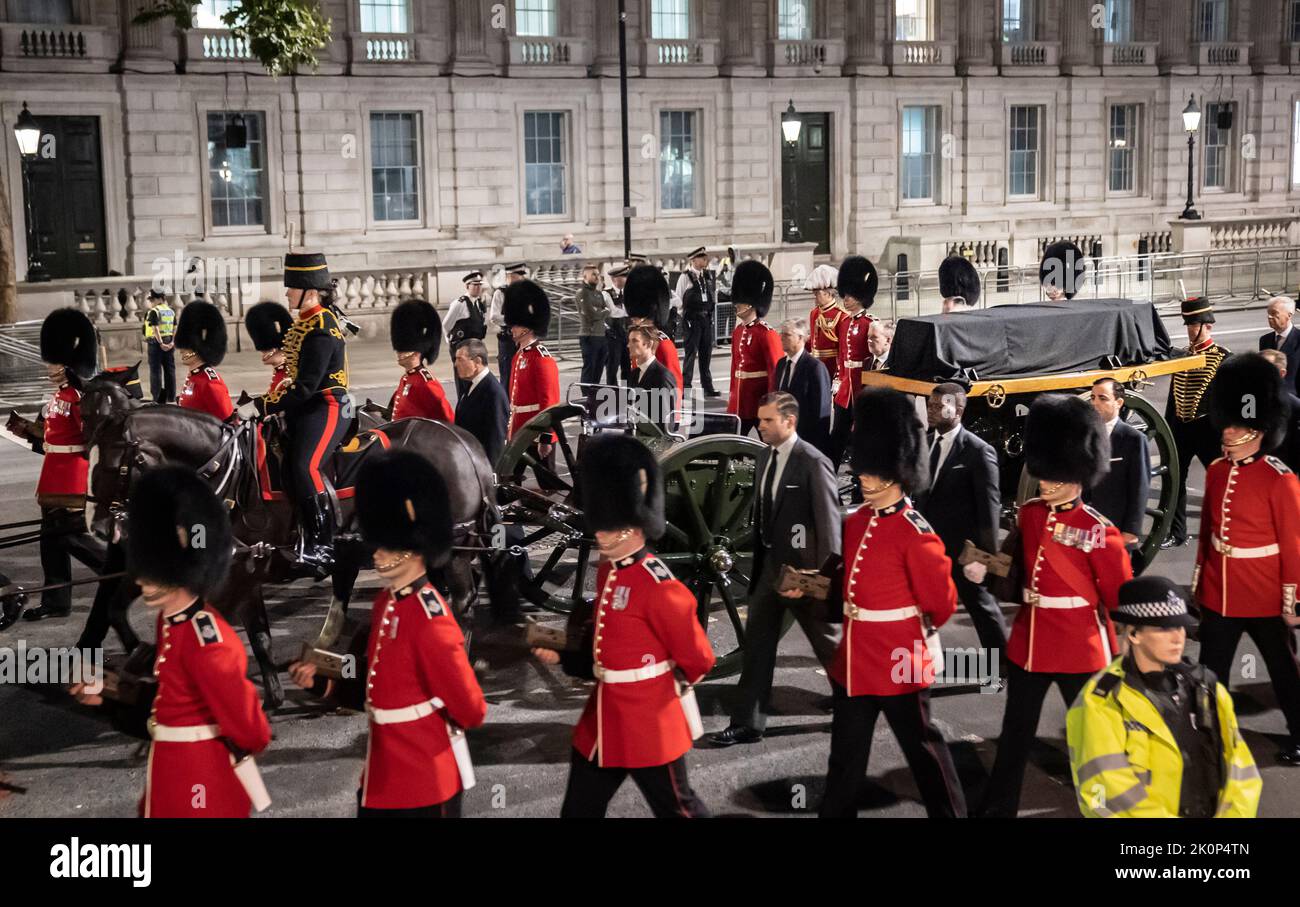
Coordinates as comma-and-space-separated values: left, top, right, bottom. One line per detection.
830, 500, 957, 697
180, 366, 234, 422
1194, 454, 1300, 619
727, 319, 782, 420
267, 365, 290, 397
834, 311, 875, 410
255, 366, 291, 500
360, 579, 487, 810
808, 302, 849, 379
655, 332, 684, 409
36, 384, 88, 498
508, 339, 560, 439
1007, 498, 1130, 674
572, 550, 715, 768
144, 601, 271, 818
391, 366, 454, 422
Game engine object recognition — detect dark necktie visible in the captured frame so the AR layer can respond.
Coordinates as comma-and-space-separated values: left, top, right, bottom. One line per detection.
781, 359, 792, 390
1278, 333, 1286, 349
761, 451, 778, 543
928, 432, 942, 482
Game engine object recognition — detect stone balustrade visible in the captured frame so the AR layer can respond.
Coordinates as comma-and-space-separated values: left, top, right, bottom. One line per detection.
0, 22, 116, 72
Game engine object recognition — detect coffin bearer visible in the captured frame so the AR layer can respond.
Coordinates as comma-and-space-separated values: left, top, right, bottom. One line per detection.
727, 260, 783, 436
970, 395, 1132, 817
1258, 295, 1300, 392
576, 263, 611, 387
143, 288, 177, 403
939, 255, 981, 312
804, 263, 846, 380
1084, 378, 1150, 569
290, 450, 487, 817
1066, 575, 1261, 818
388, 300, 453, 422
1040, 240, 1088, 301
1193, 352, 1300, 765
819, 388, 967, 818
534, 434, 715, 817
624, 265, 684, 409
72, 466, 272, 818
445, 271, 489, 399
774, 319, 832, 456
175, 301, 234, 422
628, 325, 678, 435
605, 264, 632, 385
827, 256, 879, 470
1164, 297, 1230, 548
453, 339, 510, 466
676, 246, 720, 397
489, 262, 529, 378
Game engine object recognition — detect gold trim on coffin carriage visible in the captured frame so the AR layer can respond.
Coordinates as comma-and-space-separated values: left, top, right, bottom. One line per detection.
859, 353, 1207, 398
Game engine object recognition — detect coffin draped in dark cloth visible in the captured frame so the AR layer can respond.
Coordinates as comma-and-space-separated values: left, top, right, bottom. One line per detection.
886, 299, 1173, 381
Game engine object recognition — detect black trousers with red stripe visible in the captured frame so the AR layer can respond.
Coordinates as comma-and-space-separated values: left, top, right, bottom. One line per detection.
287, 394, 349, 499
820, 682, 967, 818
560, 749, 709, 818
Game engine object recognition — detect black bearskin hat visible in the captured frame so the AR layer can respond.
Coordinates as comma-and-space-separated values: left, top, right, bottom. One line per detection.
1024, 393, 1110, 486
938, 256, 981, 306
732, 260, 775, 318
126, 466, 233, 599
356, 450, 453, 569
850, 387, 929, 495
389, 299, 443, 363
502, 280, 552, 337
243, 301, 293, 352
174, 301, 228, 366
283, 251, 331, 291
622, 264, 671, 327
1039, 241, 1087, 300
578, 434, 665, 540
40, 307, 97, 379
1210, 352, 1288, 452
837, 255, 879, 308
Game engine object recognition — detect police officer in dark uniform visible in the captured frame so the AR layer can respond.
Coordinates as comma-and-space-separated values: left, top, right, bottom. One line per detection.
241, 251, 350, 573
605, 264, 631, 385
676, 247, 720, 398
446, 271, 488, 400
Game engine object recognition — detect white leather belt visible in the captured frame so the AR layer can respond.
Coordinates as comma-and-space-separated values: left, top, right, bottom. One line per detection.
735, 370, 767, 380
150, 722, 219, 743
512, 404, 540, 414
845, 604, 920, 622
843, 360, 865, 369
45, 444, 85, 454
595, 659, 673, 683
367, 696, 446, 725
1023, 590, 1093, 609
1212, 535, 1279, 558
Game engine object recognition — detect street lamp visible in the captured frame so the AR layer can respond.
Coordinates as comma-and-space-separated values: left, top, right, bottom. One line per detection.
782, 100, 803, 243
1180, 95, 1202, 221
12, 102, 49, 282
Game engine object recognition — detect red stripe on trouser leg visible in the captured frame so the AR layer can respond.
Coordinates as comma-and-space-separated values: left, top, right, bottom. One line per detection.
308, 394, 341, 494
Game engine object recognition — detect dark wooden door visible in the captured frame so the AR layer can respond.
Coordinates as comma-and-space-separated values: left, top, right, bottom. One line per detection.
23, 116, 108, 280
780, 112, 831, 255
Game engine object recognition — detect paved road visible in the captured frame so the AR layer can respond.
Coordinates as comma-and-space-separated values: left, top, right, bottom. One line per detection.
3, 300, 1300, 818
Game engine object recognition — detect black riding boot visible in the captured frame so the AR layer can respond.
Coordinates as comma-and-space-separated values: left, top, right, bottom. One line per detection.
297, 493, 335, 576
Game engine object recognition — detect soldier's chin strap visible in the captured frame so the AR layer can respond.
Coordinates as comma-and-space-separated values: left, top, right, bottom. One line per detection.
1222, 429, 1260, 448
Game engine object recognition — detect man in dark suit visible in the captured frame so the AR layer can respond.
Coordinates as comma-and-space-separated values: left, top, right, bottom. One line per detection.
628, 325, 678, 434
453, 338, 509, 465
774, 319, 832, 457
708, 392, 842, 746
1259, 296, 1300, 392
913, 382, 1008, 654
1261, 349, 1300, 471
1084, 378, 1151, 570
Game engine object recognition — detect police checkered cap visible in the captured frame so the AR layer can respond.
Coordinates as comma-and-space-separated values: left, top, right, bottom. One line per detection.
1115, 576, 1197, 628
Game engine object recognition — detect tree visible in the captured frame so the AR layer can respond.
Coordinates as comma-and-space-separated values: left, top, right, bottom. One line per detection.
134, 0, 332, 77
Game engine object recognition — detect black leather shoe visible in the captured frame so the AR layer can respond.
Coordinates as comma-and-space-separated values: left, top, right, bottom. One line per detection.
23, 602, 71, 622
1278, 743, 1300, 765
1159, 534, 1189, 550
705, 390, 722, 398
707, 725, 763, 747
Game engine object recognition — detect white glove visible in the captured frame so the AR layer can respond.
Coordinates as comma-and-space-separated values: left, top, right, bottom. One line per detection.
831, 379, 841, 396
236, 400, 260, 421
962, 561, 988, 584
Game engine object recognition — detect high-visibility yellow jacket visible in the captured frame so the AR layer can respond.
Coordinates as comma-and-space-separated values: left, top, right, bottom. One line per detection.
1066, 657, 1261, 818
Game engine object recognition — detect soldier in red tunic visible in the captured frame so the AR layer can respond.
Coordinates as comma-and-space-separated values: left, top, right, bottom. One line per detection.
804, 263, 847, 379
533, 434, 715, 817
818, 388, 967, 817
72, 467, 272, 818
970, 394, 1132, 817
938, 254, 981, 312
1194, 352, 1300, 765
244, 301, 294, 500
727, 260, 783, 436
290, 449, 487, 816
175, 300, 234, 422
503, 280, 561, 484
827, 256, 879, 470
388, 299, 454, 422
623, 264, 684, 410
9, 308, 96, 621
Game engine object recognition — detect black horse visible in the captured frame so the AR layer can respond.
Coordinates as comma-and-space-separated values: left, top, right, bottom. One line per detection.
78, 372, 505, 708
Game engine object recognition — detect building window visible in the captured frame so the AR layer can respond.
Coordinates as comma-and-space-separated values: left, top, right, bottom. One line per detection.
206, 111, 266, 228
1104, 0, 1133, 42
1008, 105, 1041, 199
1196, 0, 1227, 42
1290, 0, 1300, 42
360, 0, 409, 34
651, 0, 691, 39
1108, 104, 1139, 194
901, 106, 939, 201
524, 111, 567, 217
9, 0, 73, 23
515, 0, 556, 37
1203, 101, 1233, 191
1002, 0, 1035, 42
895, 0, 931, 41
370, 112, 420, 223
778, 0, 811, 40
659, 111, 698, 212
195, 0, 236, 28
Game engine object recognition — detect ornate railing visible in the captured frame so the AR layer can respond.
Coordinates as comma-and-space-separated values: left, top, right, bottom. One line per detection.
997, 40, 1060, 67
1096, 41, 1158, 67
508, 35, 590, 67
0, 23, 114, 69
187, 28, 253, 61
645, 38, 719, 67
357, 34, 415, 62
889, 40, 953, 66
1208, 216, 1296, 251
769, 38, 845, 71
1191, 41, 1250, 67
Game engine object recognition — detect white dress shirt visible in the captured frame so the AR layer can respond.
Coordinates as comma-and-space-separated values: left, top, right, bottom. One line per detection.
779, 349, 803, 390
766, 431, 800, 492
929, 425, 959, 475
466, 367, 490, 396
